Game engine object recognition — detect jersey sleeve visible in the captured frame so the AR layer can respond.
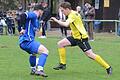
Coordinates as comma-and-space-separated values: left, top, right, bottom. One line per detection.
66, 14, 75, 24
26, 12, 39, 19
17, 13, 27, 32
34, 19, 40, 29
27, 12, 40, 29
32, 16, 40, 30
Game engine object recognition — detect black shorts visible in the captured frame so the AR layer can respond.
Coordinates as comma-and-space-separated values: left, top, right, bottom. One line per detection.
67, 36, 91, 52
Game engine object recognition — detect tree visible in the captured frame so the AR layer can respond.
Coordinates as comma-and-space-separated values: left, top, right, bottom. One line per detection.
0, 0, 18, 11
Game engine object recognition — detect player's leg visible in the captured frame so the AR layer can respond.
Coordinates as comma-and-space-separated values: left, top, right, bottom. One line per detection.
29, 54, 37, 75
85, 50, 112, 75
35, 44, 49, 77
20, 41, 48, 77
53, 36, 75, 70
19, 41, 37, 75
27, 41, 48, 77
78, 38, 112, 75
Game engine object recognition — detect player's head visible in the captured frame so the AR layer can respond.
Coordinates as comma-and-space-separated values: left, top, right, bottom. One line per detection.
76, 6, 81, 12
41, 1, 48, 8
34, 4, 44, 17
59, 2, 72, 16
85, 3, 91, 8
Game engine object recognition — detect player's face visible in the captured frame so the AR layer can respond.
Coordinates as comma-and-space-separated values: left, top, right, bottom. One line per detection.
60, 7, 69, 16
38, 10, 44, 17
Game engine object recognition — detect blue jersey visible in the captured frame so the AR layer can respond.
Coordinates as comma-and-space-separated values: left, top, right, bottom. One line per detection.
19, 12, 40, 44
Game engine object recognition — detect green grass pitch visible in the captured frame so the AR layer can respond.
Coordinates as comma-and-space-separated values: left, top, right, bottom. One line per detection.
0, 33, 120, 80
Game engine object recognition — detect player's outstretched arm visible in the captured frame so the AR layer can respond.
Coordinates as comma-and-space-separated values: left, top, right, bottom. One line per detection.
50, 17, 69, 27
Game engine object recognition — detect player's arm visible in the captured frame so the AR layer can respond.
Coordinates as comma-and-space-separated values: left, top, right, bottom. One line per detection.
31, 16, 40, 32
35, 20, 40, 32
18, 13, 27, 34
50, 17, 70, 27
19, 13, 27, 30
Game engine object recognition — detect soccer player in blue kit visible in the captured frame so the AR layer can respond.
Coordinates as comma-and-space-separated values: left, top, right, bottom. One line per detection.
18, 4, 48, 77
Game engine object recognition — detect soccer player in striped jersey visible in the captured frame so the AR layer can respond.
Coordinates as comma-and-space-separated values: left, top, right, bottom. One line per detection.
18, 4, 48, 77
51, 2, 112, 75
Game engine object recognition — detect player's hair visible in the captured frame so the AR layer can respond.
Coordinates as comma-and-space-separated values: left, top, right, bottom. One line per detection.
59, 2, 71, 10
34, 4, 44, 11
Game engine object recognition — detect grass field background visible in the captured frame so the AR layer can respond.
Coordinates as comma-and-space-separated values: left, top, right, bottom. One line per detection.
0, 32, 120, 80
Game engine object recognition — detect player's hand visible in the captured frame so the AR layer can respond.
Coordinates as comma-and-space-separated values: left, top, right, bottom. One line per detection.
50, 17, 58, 22
19, 29, 25, 35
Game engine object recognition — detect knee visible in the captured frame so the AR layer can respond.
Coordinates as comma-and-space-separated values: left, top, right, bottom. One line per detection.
85, 51, 96, 59
46, 49, 49, 55
43, 49, 49, 55
57, 41, 63, 48
86, 52, 91, 57
38, 44, 49, 55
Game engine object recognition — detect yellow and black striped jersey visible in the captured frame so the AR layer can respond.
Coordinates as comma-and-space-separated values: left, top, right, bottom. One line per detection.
66, 10, 88, 39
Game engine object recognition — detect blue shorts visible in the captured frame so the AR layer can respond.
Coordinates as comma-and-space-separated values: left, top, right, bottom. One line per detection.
19, 41, 40, 54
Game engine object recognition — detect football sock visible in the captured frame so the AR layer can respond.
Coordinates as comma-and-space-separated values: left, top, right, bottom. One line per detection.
37, 53, 48, 70
95, 55, 110, 69
29, 55, 36, 67
58, 48, 66, 64
36, 58, 39, 66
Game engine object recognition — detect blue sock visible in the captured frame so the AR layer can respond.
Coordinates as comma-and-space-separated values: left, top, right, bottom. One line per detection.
29, 55, 36, 67
38, 53, 48, 67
